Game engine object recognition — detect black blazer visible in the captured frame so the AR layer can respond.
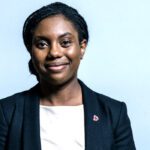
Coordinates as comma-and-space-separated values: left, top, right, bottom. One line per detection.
0, 80, 136, 150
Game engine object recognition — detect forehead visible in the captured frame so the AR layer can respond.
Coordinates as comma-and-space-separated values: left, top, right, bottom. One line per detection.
33, 15, 78, 37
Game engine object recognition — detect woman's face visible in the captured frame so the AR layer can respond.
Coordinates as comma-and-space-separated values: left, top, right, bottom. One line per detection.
31, 15, 86, 85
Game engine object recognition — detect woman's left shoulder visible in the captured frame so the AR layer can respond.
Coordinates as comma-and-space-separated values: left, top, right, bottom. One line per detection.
95, 91, 127, 112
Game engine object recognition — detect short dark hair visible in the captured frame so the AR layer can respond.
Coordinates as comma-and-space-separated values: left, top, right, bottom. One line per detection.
22, 2, 89, 80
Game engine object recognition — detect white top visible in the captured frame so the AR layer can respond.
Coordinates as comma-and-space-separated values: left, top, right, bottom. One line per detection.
40, 105, 85, 150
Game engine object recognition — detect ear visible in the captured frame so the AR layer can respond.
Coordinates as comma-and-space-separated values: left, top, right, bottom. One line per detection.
80, 39, 87, 59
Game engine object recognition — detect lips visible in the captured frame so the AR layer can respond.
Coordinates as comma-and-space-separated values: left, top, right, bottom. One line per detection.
45, 62, 70, 72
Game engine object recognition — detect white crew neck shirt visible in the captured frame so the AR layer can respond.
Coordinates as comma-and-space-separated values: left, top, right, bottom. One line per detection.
40, 105, 85, 150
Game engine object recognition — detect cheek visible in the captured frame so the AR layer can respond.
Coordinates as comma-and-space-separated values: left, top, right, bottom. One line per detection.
31, 51, 46, 70
31, 49, 45, 62
67, 46, 82, 60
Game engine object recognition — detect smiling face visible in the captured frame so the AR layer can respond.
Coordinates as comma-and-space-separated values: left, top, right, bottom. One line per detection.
31, 15, 87, 85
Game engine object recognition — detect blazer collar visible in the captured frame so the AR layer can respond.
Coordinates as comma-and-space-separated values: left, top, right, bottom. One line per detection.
22, 80, 106, 150
79, 80, 106, 150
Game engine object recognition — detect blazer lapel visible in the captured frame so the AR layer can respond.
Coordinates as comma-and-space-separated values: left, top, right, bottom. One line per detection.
79, 80, 107, 150
22, 85, 41, 150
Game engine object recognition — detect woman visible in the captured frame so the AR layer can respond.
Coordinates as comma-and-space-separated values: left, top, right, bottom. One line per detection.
0, 2, 136, 150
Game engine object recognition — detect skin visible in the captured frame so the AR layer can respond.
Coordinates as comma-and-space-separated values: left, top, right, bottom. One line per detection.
31, 15, 87, 106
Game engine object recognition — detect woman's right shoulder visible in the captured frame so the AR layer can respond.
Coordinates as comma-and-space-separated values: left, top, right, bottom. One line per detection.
0, 90, 29, 125
0, 84, 38, 106
0, 90, 28, 107
0, 83, 39, 108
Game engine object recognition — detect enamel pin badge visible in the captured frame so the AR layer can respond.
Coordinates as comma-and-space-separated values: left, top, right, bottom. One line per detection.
93, 114, 99, 122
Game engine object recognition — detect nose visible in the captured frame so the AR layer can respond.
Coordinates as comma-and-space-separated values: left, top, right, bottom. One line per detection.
47, 43, 63, 59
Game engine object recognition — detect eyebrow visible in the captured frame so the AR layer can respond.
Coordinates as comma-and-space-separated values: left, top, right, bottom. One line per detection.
32, 36, 49, 42
32, 32, 74, 43
33, 32, 73, 39
59, 32, 73, 38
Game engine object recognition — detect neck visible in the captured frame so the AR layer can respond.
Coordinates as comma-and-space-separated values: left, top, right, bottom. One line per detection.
39, 78, 82, 106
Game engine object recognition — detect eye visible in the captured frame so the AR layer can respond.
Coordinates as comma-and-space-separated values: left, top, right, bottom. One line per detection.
60, 39, 72, 48
35, 40, 48, 49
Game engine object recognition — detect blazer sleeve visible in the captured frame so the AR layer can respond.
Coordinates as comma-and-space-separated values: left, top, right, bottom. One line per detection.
114, 102, 136, 150
0, 103, 8, 150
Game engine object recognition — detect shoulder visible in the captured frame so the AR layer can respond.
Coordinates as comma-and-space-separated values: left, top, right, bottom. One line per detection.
93, 91, 132, 138
79, 80, 129, 129
95, 91, 128, 124
79, 79, 126, 111
0, 91, 28, 124
0, 84, 38, 106
0, 85, 38, 124
95, 91, 127, 115
0, 90, 28, 106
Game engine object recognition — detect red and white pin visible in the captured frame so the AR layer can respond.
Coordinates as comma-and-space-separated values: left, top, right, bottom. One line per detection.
92, 114, 99, 122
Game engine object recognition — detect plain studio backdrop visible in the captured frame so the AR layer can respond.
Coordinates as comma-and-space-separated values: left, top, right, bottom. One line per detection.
0, 0, 149, 149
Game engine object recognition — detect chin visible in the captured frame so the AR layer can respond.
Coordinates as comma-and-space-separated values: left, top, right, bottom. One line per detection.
38, 69, 78, 86
40, 75, 68, 86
